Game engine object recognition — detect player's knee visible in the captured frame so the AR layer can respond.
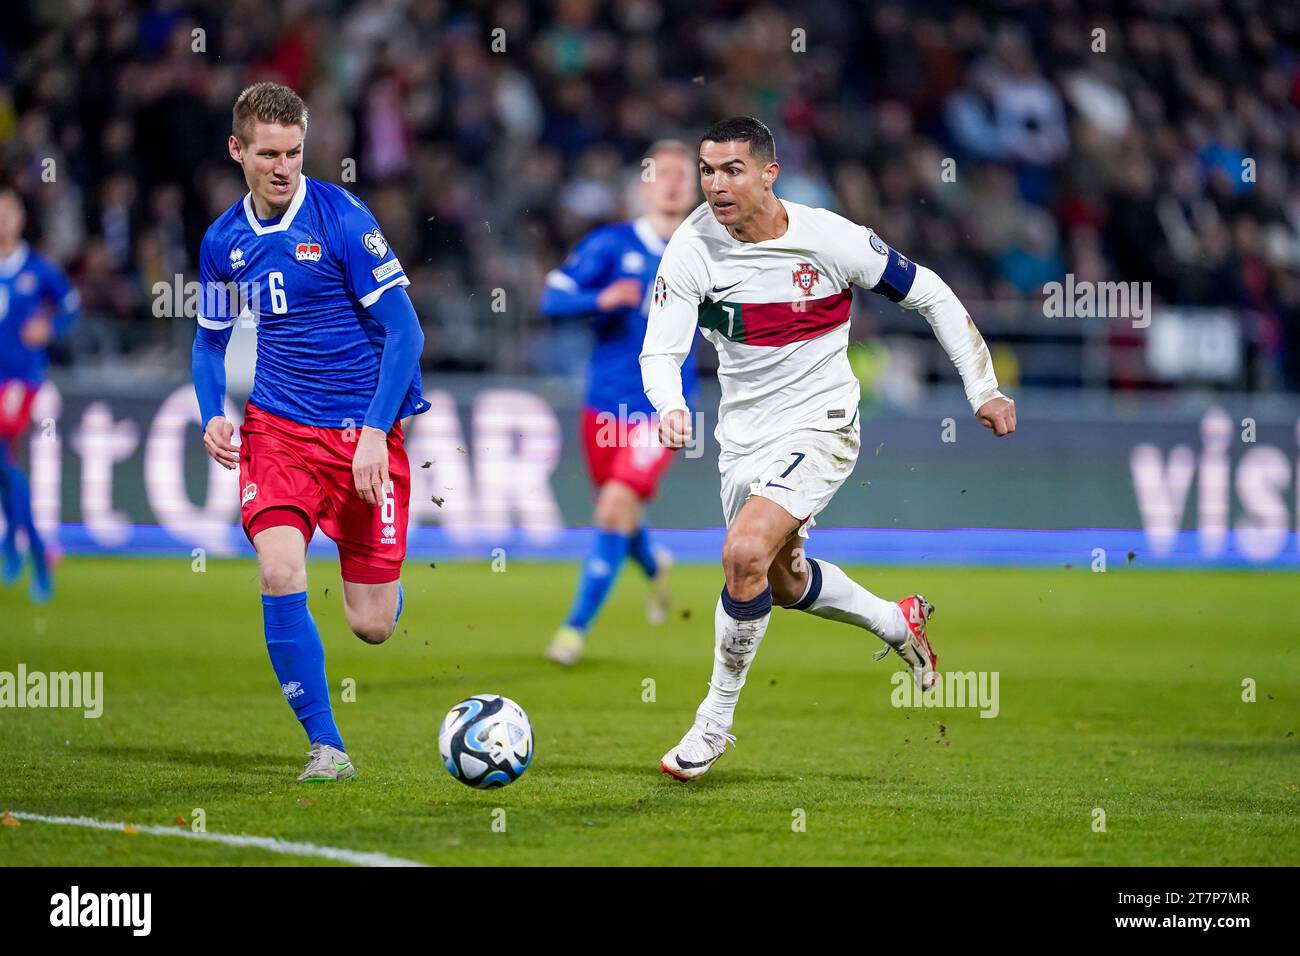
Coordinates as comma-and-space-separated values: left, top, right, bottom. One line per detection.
722, 534, 770, 585
594, 483, 639, 532
351, 616, 393, 645
592, 497, 622, 530
259, 560, 304, 596
348, 604, 394, 645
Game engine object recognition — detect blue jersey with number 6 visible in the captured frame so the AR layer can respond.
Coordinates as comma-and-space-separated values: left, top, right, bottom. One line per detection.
197, 176, 429, 429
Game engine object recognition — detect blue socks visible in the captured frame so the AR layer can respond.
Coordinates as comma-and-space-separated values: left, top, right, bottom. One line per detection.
721, 583, 773, 621
1, 458, 46, 591
0, 456, 18, 583
262, 592, 344, 751
627, 526, 659, 578
564, 529, 631, 631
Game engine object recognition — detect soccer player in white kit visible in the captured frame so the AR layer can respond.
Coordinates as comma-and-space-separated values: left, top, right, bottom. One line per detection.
641, 118, 1017, 781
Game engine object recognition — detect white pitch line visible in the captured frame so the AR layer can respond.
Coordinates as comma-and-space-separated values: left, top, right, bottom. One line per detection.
9, 811, 428, 868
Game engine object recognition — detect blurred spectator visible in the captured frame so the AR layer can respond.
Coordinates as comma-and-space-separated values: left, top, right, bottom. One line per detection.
0, 0, 1296, 390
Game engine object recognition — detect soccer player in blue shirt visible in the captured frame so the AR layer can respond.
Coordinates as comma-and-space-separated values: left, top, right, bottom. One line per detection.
0, 187, 79, 604
192, 83, 427, 782
541, 141, 699, 666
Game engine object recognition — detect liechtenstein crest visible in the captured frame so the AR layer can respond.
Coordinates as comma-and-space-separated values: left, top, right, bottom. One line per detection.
792, 262, 820, 296
295, 237, 323, 262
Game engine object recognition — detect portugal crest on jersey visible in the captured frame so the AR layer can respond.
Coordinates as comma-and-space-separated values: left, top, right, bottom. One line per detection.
792, 262, 820, 296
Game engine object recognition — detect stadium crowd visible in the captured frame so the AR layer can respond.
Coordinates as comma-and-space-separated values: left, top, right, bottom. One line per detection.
2, 0, 1299, 389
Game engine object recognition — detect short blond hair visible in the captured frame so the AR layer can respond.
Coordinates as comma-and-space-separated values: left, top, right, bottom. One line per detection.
232, 82, 308, 144
646, 139, 694, 163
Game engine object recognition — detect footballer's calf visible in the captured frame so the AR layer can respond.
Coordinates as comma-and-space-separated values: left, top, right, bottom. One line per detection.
341, 582, 400, 645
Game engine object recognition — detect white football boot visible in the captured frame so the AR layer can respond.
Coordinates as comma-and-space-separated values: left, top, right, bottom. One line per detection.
660, 719, 736, 781
297, 744, 356, 783
873, 594, 938, 690
645, 546, 673, 625
544, 625, 585, 667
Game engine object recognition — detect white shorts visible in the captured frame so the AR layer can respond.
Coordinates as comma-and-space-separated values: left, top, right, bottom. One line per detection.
719, 418, 861, 537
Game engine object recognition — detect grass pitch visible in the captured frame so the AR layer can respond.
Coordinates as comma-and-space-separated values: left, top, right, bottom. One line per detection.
1, 557, 1297, 866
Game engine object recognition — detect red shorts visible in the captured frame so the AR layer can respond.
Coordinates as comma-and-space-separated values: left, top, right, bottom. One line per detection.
0, 380, 39, 450
580, 407, 675, 500
238, 403, 411, 584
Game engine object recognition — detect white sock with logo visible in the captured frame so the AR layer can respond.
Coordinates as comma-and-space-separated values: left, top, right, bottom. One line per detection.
695, 586, 772, 733
788, 558, 908, 646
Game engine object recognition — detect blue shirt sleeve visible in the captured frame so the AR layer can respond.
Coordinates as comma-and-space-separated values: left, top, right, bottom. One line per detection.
192, 232, 234, 428
192, 324, 231, 429
325, 187, 409, 308
361, 285, 424, 432
539, 229, 615, 317
196, 231, 238, 330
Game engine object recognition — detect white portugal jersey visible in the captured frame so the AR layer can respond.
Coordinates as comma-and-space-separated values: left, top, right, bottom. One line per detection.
640, 199, 1003, 455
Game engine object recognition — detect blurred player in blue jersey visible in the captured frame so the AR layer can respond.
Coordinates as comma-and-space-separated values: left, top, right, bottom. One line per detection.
192, 83, 427, 782
540, 141, 699, 666
0, 187, 79, 604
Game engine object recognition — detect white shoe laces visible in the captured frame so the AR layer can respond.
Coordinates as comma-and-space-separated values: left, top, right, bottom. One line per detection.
683, 722, 735, 761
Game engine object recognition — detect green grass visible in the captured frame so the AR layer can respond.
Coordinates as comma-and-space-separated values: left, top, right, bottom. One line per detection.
1, 557, 1297, 866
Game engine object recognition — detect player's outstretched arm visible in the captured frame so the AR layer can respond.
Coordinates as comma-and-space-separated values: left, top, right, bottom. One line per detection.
541, 275, 643, 317
899, 265, 1015, 437
852, 226, 1014, 437
354, 285, 425, 505
540, 229, 642, 318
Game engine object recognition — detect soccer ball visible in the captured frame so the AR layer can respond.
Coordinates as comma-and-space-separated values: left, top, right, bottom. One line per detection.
438, 694, 534, 788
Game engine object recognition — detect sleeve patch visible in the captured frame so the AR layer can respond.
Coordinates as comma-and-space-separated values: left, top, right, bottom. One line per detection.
652, 275, 669, 307
372, 259, 404, 282
362, 229, 389, 258
870, 239, 916, 303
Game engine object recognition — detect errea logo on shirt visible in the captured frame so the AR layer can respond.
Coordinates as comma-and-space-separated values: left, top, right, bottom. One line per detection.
230, 247, 246, 270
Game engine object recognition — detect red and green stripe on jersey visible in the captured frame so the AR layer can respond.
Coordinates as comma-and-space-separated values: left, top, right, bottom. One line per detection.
697, 289, 851, 346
